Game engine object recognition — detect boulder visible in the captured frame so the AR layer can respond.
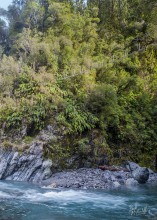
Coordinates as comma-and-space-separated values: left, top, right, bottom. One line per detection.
125, 161, 154, 175
125, 178, 138, 186
132, 167, 149, 184
125, 161, 140, 172
113, 181, 121, 188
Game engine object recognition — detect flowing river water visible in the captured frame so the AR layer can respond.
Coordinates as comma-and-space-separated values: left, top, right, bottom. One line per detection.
0, 180, 156, 220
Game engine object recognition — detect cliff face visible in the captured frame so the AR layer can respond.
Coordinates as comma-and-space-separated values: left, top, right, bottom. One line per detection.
0, 142, 52, 183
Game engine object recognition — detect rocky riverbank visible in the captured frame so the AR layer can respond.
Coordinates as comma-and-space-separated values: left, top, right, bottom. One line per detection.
41, 167, 157, 190
0, 140, 156, 190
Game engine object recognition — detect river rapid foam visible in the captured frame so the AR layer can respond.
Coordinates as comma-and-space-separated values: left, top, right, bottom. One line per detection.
0, 181, 157, 220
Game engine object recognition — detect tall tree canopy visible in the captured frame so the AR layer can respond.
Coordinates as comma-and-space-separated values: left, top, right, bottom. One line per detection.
0, 0, 157, 169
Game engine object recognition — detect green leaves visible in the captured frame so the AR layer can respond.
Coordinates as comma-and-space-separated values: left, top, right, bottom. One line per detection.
13, 74, 39, 98
57, 98, 98, 134
1, 0, 157, 169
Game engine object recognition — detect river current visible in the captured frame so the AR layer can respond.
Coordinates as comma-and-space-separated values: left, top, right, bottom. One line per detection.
0, 180, 156, 220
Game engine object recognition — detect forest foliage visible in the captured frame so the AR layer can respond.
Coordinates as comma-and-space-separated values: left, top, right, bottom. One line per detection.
0, 0, 157, 168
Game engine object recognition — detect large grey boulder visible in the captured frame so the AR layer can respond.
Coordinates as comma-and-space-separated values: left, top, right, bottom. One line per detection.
125, 161, 140, 172
125, 161, 154, 175
125, 178, 138, 186
132, 167, 149, 184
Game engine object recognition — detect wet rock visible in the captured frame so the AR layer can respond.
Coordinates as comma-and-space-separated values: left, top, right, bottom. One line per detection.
132, 167, 149, 184
110, 175, 116, 182
103, 171, 111, 180
125, 178, 138, 186
113, 181, 121, 188
148, 173, 157, 183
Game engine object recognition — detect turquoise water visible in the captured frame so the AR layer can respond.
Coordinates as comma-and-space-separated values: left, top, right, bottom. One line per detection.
0, 181, 156, 220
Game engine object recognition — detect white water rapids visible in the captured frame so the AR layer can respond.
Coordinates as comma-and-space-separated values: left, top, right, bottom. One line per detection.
0, 181, 156, 220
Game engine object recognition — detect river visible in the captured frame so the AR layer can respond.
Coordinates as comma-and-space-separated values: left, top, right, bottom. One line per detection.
0, 181, 156, 220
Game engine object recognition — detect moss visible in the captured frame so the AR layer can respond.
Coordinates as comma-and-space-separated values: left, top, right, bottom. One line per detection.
24, 136, 34, 144
2, 141, 13, 150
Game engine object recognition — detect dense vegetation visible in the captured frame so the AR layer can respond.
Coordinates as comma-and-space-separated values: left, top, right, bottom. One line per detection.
0, 0, 157, 169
